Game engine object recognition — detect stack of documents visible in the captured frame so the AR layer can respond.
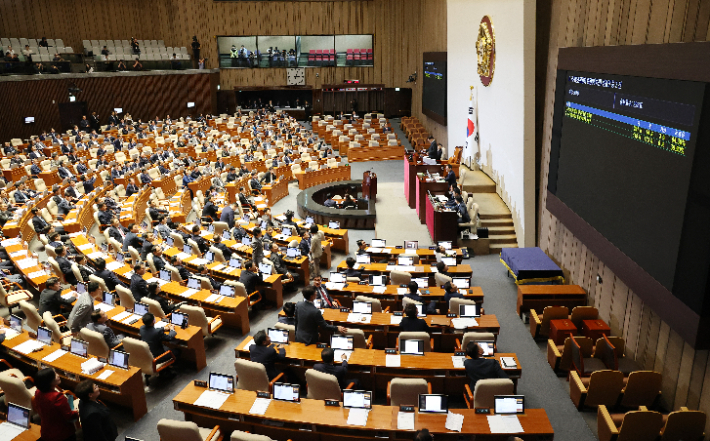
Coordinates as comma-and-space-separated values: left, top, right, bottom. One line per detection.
0, 421, 27, 439
347, 313, 371, 323
106, 261, 123, 271
397, 412, 415, 430
43, 349, 67, 362
194, 390, 230, 410
451, 356, 466, 368
390, 315, 403, 325
451, 318, 479, 329
487, 415, 523, 433
249, 398, 271, 415
325, 282, 346, 291
81, 358, 105, 375
445, 412, 464, 432
386, 354, 401, 367
12, 340, 44, 354
501, 357, 517, 368
180, 288, 199, 298
347, 408, 370, 426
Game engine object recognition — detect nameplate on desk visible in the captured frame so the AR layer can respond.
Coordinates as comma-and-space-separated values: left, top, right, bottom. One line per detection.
257, 391, 271, 399
385, 348, 397, 354
194, 380, 207, 388
475, 408, 490, 414
340, 307, 350, 313
428, 246, 437, 250
317, 343, 328, 348
358, 281, 368, 285
395, 246, 403, 249
324, 399, 340, 407
400, 406, 415, 412
447, 313, 457, 318
393, 312, 403, 316
454, 351, 466, 357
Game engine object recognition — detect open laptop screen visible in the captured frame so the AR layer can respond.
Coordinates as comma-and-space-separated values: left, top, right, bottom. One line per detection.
267, 328, 289, 344
329, 272, 346, 283
401, 339, 424, 355
219, 285, 235, 297
494, 395, 525, 414
342, 390, 372, 409
459, 303, 480, 318
259, 263, 272, 275
438, 241, 452, 250
418, 394, 448, 413
442, 257, 457, 266
103, 292, 116, 306
208, 372, 234, 393
328, 221, 340, 229
187, 278, 201, 290
76, 282, 87, 294
286, 248, 300, 258
37, 326, 52, 345
397, 256, 413, 266
159, 269, 171, 281
70, 339, 88, 357
7, 403, 30, 429
331, 334, 354, 350
453, 277, 470, 289
229, 258, 242, 268
411, 277, 428, 289
352, 301, 372, 314
479, 340, 495, 356
134, 302, 149, 316
171, 312, 188, 327
273, 383, 300, 402
369, 274, 386, 286
404, 240, 418, 250
109, 349, 129, 369
356, 254, 370, 264
371, 239, 386, 248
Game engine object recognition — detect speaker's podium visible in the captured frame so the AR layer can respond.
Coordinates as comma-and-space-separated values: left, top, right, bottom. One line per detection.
362, 171, 377, 200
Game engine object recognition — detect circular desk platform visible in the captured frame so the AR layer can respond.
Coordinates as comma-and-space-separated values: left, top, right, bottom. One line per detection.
296, 180, 376, 229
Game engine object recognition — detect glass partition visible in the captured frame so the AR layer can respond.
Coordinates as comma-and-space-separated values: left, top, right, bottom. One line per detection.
257, 36, 297, 67
335, 35, 373, 66
298, 36, 335, 67
218, 36, 256, 68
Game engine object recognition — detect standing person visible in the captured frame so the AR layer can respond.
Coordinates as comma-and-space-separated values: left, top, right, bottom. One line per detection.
33, 368, 79, 441
294, 286, 347, 345
75, 380, 118, 441
191, 36, 201, 68
309, 224, 324, 277
67, 281, 102, 334
251, 227, 265, 265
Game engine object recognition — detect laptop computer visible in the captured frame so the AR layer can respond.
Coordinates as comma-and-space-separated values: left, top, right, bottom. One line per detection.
418, 394, 448, 413
109, 349, 130, 369
166, 236, 174, 247
204, 251, 214, 263
397, 256, 413, 266
241, 236, 251, 246
70, 338, 89, 357
37, 326, 53, 346
259, 263, 273, 275
242, 214, 251, 223
352, 301, 372, 314
228, 258, 242, 269
183, 245, 193, 255
102, 292, 116, 306
6, 403, 31, 429
356, 254, 370, 264
273, 382, 300, 402
116, 253, 125, 264
342, 390, 372, 409
459, 303, 480, 318
441, 257, 457, 266
494, 395, 525, 414
76, 282, 87, 295
9, 314, 22, 333
478, 340, 495, 356
438, 241, 452, 250
208, 372, 235, 393
371, 239, 386, 248
220, 285, 236, 297
368, 274, 385, 286
331, 334, 354, 361
281, 226, 292, 237
208, 224, 214, 233
171, 312, 189, 328
411, 277, 428, 289
187, 278, 201, 290
453, 277, 470, 289
328, 221, 340, 229
286, 248, 301, 258
401, 339, 424, 355
222, 230, 232, 240
267, 328, 289, 344
329, 272, 346, 283
404, 240, 418, 250
129, 302, 149, 324
306, 216, 314, 224
159, 269, 172, 282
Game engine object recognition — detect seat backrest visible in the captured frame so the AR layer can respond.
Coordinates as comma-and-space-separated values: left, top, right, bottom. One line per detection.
606, 336, 627, 358
180, 304, 209, 336
209, 246, 226, 263
80, 327, 110, 358
306, 369, 342, 400
166, 264, 183, 283
156, 418, 204, 441
213, 221, 228, 236
390, 270, 411, 285
389, 378, 428, 407
449, 297, 477, 315
230, 430, 274, 441
621, 371, 663, 408
594, 335, 618, 370
617, 409, 664, 441
142, 297, 165, 318
570, 337, 584, 375
559, 336, 594, 372
71, 263, 84, 283
342, 328, 369, 349
274, 322, 296, 341
19, 300, 42, 332
660, 409, 706, 441
569, 306, 599, 328
170, 232, 185, 249
128, 246, 141, 263
473, 378, 515, 409
116, 285, 136, 310
460, 332, 496, 350
354, 295, 382, 313
188, 239, 202, 257
42, 311, 64, 344
122, 337, 156, 375
0, 372, 33, 410
108, 238, 123, 255
234, 359, 270, 391
398, 331, 431, 352
585, 370, 625, 407
146, 253, 157, 273
434, 272, 452, 287
539, 306, 570, 336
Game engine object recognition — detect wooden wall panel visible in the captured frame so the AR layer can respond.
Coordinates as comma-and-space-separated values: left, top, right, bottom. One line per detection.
539, 0, 710, 431
0, 72, 216, 142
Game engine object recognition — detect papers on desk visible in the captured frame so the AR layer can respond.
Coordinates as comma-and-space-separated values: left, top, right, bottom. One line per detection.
28, 270, 48, 279
123, 271, 134, 279
445, 412, 464, 432
42, 349, 67, 362
501, 357, 517, 368
347, 313, 371, 323
199, 230, 209, 237
191, 258, 208, 265
2, 329, 20, 340
487, 415, 523, 433
386, 265, 415, 272
397, 288, 408, 295
16, 258, 38, 270
61, 292, 77, 301
430, 267, 438, 273
13, 339, 44, 354
451, 356, 466, 368
88, 252, 107, 260
451, 318, 479, 329
275, 215, 287, 222
194, 390, 230, 410
211, 264, 226, 272
81, 358, 105, 375
390, 315, 403, 325
176, 252, 192, 260
385, 354, 401, 367
372, 286, 387, 294
436, 195, 449, 202
0, 421, 27, 441
347, 408, 370, 426
180, 288, 199, 298
9, 251, 27, 258
97, 370, 114, 380
242, 338, 254, 351
397, 412, 415, 430
112, 311, 132, 322
366, 247, 383, 253
106, 261, 123, 271
325, 282, 345, 291
78, 243, 94, 251
206, 294, 224, 303
1, 238, 21, 247
249, 397, 272, 415
154, 321, 168, 329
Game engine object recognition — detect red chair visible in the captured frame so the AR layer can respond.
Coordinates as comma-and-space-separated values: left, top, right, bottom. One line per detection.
308, 50, 316, 66
346, 49, 354, 65
366, 48, 373, 61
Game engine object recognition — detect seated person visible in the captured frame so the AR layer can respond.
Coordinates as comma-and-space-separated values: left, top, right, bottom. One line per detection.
403, 281, 437, 314
343, 257, 361, 279
197, 265, 220, 290
443, 281, 463, 307
239, 260, 260, 294
464, 341, 508, 391
139, 312, 177, 375
248, 329, 286, 381
400, 302, 430, 333
146, 282, 176, 315
313, 347, 360, 389
323, 193, 337, 208
278, 302, 296, 325
87, 310, 124, 348
94, 258, 127, 291
436, 261, 450, 277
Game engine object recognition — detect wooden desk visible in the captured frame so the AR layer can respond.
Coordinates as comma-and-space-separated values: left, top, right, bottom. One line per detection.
425, 194, 458, 243
295, 166, 351, 190
2, 332, 147, 420
2, 167, 26, 183
334, 262, 473, 287
516, 285, 587, 318
363, 246, 463, 265
549, 319, 577, 346
581, 319, 610, 341
39, 170, 61, 187
234, 341, 521, 395
262, 178, 289, 206
1, 420, 41, 440
404, 156, 447, 209
348, 144, 404, 162
416, 176, 449, 224
188, 176, 212, 197
173, 385, 553, 441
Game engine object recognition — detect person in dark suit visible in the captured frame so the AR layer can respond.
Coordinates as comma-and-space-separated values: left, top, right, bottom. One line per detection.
249, 330, 286, 380
294, 286, 346, 345
139, 313, 177, 372
403, 281, 437, 314
75, 380, 119, 441
202, 197, 219, 222
55, 246, 78, 285
93, 258, 126, 291
212, 234, 233, 261
443, 281, 463, 311
107, 218, 128, 243
278, 302, 296, 325
130, 263, 149, 302
464, 341, 508, 391
149, 246, 167, 273
343, 257, 362, 279
122, 223, 143, 252
31, 208, 51, 234
38, 277, 75, 316
427, 136, 437, 157
220, 202, 235, 228
312, 275, 338, 308
125, 179, 139, 197
400, 303, 430, 333
97, 203, 113, 226
191, 225, 210, 254
139, 232, 156, 260
313, 347, 360, 389
444, 164, 457, 188
456, 195, 471, 226
249, 170, 262, 193
148, 199, 168, 223
239, 260, 260, 294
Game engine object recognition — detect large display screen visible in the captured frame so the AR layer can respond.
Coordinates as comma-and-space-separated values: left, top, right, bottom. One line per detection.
422, 52, 447, 125
548, 71, 705, 293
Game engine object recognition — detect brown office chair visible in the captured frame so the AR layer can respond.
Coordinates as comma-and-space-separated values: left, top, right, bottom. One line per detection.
122, 337, 175, 382
464, 378, 515, 409
569, 369, 625, 409
571, 336, 607, 376
273, 322, 295, 341
620, 371, 662, 408
354, 295, 387, 313
343, 328, 373, 349
660, 407, 706, 441
593, 335, 619, 370
234, 359, 283, 392
569, 306, 599, 329
180, 304, 223, 337
142, 297, 166, 319
390, 270, 411, 285
156, 419, 222, 441
530, 306, 569, 339
387, 378, 430, 406
597, 405, 663, 441
606, 336, 642, 374
225, 281, 261, 309
547, 336, 594, 373
305, 369, 354, 400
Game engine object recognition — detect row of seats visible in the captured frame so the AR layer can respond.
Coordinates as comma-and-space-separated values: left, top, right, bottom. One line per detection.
1, 37, 69, 52
82, 38, 167, 56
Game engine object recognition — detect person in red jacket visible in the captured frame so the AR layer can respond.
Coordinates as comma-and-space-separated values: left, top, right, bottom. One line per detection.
33, 368, 79, 441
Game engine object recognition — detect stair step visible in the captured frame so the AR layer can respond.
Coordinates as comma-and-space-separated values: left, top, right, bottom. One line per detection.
486, 226, 515, 234
480, 218, 514, 227
490, 243, 519, 251
479, 213, 512, 220
489, 234, 518, 244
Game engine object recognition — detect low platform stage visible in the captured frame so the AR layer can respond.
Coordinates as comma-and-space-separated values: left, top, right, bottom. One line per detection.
296, 180, 376, 229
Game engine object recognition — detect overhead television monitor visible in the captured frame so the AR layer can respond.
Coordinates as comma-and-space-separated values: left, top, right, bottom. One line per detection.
24, 117, 35, 124
114, 108, 123, 113
187, 102, 195, 108
422, 52, 447, 126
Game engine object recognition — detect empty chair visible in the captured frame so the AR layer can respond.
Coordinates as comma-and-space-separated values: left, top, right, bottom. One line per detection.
547, 336, 594, 372
234, 359, 282, 392
449, 297, 477, 315
19, 300, 42, 333
571, 337, 607, 376
343, 328, 372, 349
230, 430, 275, 441
465, 378, 515, 409
156, 419, 222, 441
0, 281, 32, 313
597, 405, 664, 441
434, 272, 452, 286
122, 337, 175, 380
569, 369, 625, 409
397, 331, 432, 352
354, 295, 385, 313
659, 408, 706, 441
42, 312, 72, 346
530, 306, 569, 339
605, 336, 642, 374
569, 306, 599, 329
620, 371, 662, 408
390, 270, 411, 285
0, 371, 35, 411
180, 305, 222, 337
115, 285, 136, 310
306, 369, 351, 400
387, 378, 430, 406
